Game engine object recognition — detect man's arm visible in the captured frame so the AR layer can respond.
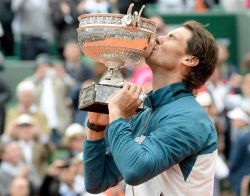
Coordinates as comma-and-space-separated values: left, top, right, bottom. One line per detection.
107, 116, 215, 186
83, 113, 123, 194
84, 138, 123, 194
106, 83, 215, 185
83, 83, 143, 193
84, 83, 215, 191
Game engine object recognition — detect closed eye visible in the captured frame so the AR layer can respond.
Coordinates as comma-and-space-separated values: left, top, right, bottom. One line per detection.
168, 34, 175, 40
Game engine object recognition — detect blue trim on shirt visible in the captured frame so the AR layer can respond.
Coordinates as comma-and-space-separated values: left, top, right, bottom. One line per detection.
179, 155, 197, 181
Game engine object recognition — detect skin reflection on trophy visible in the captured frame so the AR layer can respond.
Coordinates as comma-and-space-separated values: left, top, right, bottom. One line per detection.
77, 3, 156, 113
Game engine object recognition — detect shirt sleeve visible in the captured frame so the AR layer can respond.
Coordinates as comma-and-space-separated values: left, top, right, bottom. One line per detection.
83, 139, 123, 194
107, 116, 214, 186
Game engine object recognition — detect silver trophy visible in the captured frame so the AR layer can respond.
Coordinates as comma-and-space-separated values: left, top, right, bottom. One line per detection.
77, 4, 156, 113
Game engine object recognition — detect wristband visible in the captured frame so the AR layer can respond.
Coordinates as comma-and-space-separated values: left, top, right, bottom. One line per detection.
87, 120, 106, 132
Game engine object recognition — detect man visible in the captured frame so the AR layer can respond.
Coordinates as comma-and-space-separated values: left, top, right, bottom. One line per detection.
11, 0, 53, 60
63, 41, 95, 124
227, 107, 250, 196
9, 177, 30, 196
0, 140, 40, 195
0, 0, 14, 56
4, 80, 49, 137
51, 123, 86, 162
83, 21, 219, 195
39, 159, 79, 196
26, 54, 73, 145
6, 114, 50, 185
63, 41, 94, 85
51, 0, 87, 59
0, 52, 11, 134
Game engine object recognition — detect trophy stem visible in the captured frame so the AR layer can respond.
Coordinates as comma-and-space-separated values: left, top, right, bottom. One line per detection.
99, 64, 124, 87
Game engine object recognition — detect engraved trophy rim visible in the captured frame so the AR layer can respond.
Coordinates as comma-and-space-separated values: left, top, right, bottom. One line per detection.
78, 13, 157, 27
76, 26, 156, 35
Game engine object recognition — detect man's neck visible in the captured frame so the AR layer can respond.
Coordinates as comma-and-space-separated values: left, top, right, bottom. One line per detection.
66, 60, 80, 67
21, 105, 30, 113
152, 68, 182, 91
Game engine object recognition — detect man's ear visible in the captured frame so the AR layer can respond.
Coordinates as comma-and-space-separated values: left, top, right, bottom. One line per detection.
182, 56, 199, 67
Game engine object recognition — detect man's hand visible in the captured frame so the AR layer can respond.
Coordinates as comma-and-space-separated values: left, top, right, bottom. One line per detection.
35, 64, 48, 81
55, 64, 65, 80
60, 1, 70, 15
18, 165, 29, 178
108, 83, 143, 123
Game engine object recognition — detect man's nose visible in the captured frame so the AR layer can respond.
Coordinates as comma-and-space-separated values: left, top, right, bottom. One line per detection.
156, 36, 165, 45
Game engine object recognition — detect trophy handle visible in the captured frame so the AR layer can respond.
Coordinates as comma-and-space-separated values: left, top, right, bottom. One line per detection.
138, 5, 145, 18
127, 3, 134, 16
122, 3, 145, 28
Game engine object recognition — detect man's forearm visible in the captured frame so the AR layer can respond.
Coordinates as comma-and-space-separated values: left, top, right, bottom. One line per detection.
84, 139, 122, 194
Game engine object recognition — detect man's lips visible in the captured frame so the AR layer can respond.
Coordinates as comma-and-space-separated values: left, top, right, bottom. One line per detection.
153, 42, 160, 51
145, 37, 159, 59
153, 44, 159, 50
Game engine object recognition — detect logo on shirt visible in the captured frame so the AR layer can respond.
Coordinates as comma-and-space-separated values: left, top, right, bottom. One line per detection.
134, 135, 146, 144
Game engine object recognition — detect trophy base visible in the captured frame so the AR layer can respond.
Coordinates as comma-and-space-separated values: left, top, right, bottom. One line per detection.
78, 83, 144, 114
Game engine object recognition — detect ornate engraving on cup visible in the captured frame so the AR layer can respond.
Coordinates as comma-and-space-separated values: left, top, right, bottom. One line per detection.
79, 16, 156, 32
77, 4, 156, 113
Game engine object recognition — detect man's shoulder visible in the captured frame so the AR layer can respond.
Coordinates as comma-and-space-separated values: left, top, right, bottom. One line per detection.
0, 168, 14, 179
157, 97, 217, 150
7, 106, 19, 115
158, 96, 211, 123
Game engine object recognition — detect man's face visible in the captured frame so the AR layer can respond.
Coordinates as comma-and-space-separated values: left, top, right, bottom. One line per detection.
146, 27, 192, 71
10, 178, 29, 196
2, 143, 22, 165
68, 135, 84, 152
15, 124, 35, 141
19, 90, 34, 108
64, 43, 81, 63
59, 165, 76, 186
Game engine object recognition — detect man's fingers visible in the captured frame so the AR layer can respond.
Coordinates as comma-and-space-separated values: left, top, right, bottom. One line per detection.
123, 82, 137, 94
135, 86, 142, 97
123, 82, 130, 91
128, 83, 138, 94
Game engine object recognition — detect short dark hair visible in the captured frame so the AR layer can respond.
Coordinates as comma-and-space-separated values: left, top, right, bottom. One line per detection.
35, 53, 53, 68
182, 20, 218, 90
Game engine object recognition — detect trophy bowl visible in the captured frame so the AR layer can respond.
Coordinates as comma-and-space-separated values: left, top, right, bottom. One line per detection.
78, 4, 156, 113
